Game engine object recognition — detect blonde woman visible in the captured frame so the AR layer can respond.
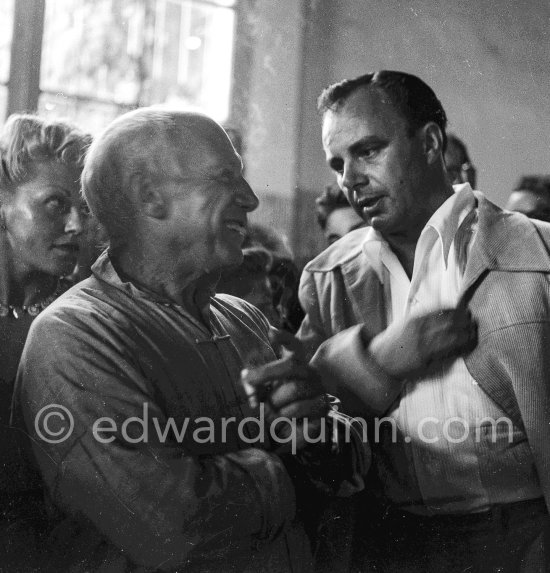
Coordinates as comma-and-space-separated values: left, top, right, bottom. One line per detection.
0, 114, 90, 568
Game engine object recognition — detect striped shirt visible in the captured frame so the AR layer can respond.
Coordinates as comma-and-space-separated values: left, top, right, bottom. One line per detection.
363, 184, 541, 514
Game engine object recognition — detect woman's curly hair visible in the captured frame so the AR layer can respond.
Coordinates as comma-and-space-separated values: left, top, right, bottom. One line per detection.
0, 113, 92, 190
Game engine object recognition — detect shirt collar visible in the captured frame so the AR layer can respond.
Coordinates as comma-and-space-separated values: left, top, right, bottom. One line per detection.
362, 226, 387, 282
424, 183, 476, 267
360, 183, 476, 280
91, 249, 175, 304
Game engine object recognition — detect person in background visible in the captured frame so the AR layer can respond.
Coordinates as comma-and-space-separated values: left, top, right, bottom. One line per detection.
316, 183, 367, 245
296, 70, 550, 572
505, 175, 550, 223
217, 246, 280, 325
15, 108, 367, 572
244, 223, 304, 333
444, 133, 477, 188
244, 223, 294, 261
69, 216, 108, 281
0, 113, 91, 569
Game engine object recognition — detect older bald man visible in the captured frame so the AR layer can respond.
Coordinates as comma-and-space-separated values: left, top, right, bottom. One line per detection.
15, 108, 366, 572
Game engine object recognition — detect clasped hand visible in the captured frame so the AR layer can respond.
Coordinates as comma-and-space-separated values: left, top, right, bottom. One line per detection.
241, 328, 328, 454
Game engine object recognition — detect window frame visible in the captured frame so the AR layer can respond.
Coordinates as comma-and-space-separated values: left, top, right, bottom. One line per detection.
4, 0, 244, 130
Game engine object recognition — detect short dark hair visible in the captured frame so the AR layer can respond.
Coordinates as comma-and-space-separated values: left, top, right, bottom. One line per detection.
315, 183, 351, 230
446, 134, 471, 163
217, 247, 272, 297
242, 223, 293, 261
514, 175, 550, 197
318, 70, 448, 150
239, 246, 272, 276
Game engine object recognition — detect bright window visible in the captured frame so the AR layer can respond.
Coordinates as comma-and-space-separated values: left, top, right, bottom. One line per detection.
0, 0, 14, 121
39, 0, 236, 134
151, 0, 235, 121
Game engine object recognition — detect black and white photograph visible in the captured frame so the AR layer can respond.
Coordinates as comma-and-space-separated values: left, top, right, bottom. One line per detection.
1, 1, 549, 571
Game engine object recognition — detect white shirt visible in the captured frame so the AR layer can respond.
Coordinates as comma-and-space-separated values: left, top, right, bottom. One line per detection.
363, 184, 541, 514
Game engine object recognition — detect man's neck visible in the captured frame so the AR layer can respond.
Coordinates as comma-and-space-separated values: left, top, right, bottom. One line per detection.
385, 183, 454, 279
384, 229, 427, 279
112, 248, 217, 326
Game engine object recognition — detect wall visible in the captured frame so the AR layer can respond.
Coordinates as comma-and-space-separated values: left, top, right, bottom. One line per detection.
322, 0, 550, 206
240, 0, 550, 262
236, 0, 307, 253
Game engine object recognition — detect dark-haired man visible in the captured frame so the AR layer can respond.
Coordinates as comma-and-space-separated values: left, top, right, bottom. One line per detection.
298, 70, 550, 572
444, 133, 477, 188
506, 175, 550, 223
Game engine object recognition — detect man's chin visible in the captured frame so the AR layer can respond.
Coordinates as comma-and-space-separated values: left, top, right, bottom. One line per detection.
369, 214, 388, 232
213, 250, 244, 273
48, 259, 78, 279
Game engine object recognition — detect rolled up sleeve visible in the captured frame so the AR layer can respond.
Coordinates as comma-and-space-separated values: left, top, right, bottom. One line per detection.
311, 325, 404, 418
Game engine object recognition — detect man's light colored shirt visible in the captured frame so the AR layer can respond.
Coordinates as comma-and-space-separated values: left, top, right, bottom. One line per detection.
363, 184, 541, 514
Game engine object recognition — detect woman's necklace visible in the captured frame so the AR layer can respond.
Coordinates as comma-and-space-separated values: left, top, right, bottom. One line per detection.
0, 281, 66, 319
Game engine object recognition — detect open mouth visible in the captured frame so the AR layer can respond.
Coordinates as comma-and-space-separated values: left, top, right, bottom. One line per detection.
224, 220, 247, 238
358, 196, 384, 214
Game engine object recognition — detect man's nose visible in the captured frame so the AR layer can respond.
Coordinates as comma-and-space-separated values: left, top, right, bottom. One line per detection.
341, 159, 367, 193
235, 178, 259, 212
65, 206, 84, 235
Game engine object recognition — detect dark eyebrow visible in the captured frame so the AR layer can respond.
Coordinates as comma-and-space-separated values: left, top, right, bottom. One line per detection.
348, 135, 386, 155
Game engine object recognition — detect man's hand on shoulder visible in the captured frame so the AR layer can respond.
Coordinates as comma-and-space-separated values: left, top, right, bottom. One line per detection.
368, 298, 478, 379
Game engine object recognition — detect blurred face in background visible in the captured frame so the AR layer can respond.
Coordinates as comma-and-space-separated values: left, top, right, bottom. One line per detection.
505, 190, 550, 223
215, 241, 276, 316
1, 160, 84, 278
324, 206, 367, 245
444, 140, 477, 188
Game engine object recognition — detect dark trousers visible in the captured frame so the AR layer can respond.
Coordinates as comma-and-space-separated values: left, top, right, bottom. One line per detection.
356, 497, 550, 573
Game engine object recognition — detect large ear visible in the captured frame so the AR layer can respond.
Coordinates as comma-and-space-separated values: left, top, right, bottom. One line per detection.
420, 122, 444, 165
130, 171, 168, 219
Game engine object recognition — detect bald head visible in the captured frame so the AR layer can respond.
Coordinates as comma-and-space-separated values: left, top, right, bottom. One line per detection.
82, 108, 235, 246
